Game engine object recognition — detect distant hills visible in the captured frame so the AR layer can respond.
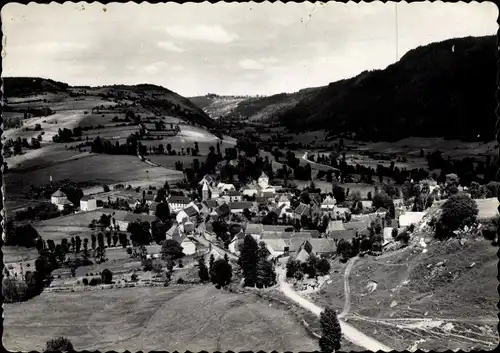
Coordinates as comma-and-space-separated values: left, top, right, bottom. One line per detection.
3, 77, 218, 129
191, 35, 496, 141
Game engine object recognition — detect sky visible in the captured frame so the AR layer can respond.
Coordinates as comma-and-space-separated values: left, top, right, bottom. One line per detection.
2, 1, 497, 97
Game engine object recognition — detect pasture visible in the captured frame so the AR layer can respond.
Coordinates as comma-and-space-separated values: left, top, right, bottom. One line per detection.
5, 154, 184, 197
3, 285, 319, 351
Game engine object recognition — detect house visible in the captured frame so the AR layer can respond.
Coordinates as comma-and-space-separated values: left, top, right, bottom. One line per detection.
277, 194, 292, 207
166, 224, 180, 239
258, 172, 270, 189
383, 227, 394, 244
321, 195, 336, 211
168, 195, 191, 213
299, 239, 337, 257
255, 196, 267, 206
328, 230, 357, 242
176, 205, 199, 224
295, 248, 311, 263
217, 182, 235, 191
245, 223, 264, 236
80, 196, 97, 212
399, 212, 426, 227
51, 189, 72, 211
115, 213, 159, 232
223, 190, 242, 203
327, 220, 345, 233
242, 184, 259, 197
214, 203, 231, 219
210, 186, 220, 199
172, 234, 197, 255
375, 207, 388, 218
228, 201, 253, 214
344, 220, 369, 231
335, 207, 350, 218
361, 200, 373, 209
199, 174, 217, 187
293, 203, 311, 219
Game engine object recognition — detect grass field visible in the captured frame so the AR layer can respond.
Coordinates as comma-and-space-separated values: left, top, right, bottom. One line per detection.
5, 154, 184, 197
3, 285, 320, 351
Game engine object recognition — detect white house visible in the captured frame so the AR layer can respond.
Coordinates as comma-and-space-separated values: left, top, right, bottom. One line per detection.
168, 195, 191, 213
217, 182, 235, 191
80, 196, 97, 212
258, 172, 269, 189
176, 205, 199, 224
277, 194, 292, 207
222, 190, 242, 203
174, 235, 197, 255
51, 189, 72, 211
242, 184, 259, 197
321, 195, 337, 211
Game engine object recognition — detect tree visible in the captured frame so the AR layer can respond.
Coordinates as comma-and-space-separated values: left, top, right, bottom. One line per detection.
155, 202, 171, 222
256, 258, 276, 288
286, 257, 300, 278
316, 258, 331, 276
91, 234, 96, 250
112, 232, 118, 247
161, 239, 185, 261
238, 234, 259, 287
45, 337, 74, 352
128, 221, 151, 245
212, 258, 232, 288
372, 191, 394, 216
319, 307, 342, 353
105, 232, 112, 247
101, 269, 113, 284
198, 257, 210, 282
437, 193, 478, 237
97, 233, 105, 249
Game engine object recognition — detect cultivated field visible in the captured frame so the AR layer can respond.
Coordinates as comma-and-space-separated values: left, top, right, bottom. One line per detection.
3, 285, 320, 352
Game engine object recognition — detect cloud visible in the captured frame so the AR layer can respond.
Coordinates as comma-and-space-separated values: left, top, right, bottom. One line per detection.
157, 41, 184, 52
238, 59, 265, 70
165, 24, 239, 44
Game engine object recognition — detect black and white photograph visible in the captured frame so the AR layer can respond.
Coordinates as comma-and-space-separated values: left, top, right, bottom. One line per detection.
1, 1, 498, 351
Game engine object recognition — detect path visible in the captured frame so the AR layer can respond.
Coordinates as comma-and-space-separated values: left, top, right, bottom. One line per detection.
275, 266, 392, 351
302, 152, 339, 171
339, 256, 358, 318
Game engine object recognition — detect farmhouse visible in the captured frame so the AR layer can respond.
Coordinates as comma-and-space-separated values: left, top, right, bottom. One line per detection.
242, 184, 259, 197
168, 195, 191, 213
344, 220, 369, 231
114, 213, 159, 232
293, 203, 311, 219
176, 205, 199, 224
299, 239, 337, 257
166, 224, 180, 239
277, 194, 292, 207
172, 234, 197, 255
80, 196, 97, 212
51, 189, 72, 211
327, 220, 345, 233
328, 229, 357, 242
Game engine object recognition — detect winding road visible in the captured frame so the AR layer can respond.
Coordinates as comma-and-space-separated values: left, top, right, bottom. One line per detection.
302, 152, 339, 171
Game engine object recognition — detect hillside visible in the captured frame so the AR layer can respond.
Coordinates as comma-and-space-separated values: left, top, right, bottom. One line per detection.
3, 77, 217, 129
190, 87, 322, 123
278, 35, 496, 141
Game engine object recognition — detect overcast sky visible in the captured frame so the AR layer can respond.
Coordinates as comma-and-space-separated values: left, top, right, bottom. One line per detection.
2, 1, 497, 97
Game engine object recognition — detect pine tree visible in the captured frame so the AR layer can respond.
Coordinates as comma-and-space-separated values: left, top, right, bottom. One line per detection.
212, 258, 232, 288
238, 234, 259, 287
209, 254, 216, 283
256, 258, 276, 288
198, 257, 210, 282
319, 306, 342, 353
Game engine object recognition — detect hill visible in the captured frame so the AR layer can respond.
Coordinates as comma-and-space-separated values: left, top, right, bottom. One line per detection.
190, 88, 323, 123
278, 35, 496, 141
3, 77, 217, 129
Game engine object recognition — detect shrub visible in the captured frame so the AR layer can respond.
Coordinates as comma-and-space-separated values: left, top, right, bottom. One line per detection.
438, 193, 479, 238
131, 273, 138, 282
82, 278, 88, 285
177, 277, 184, 284
101, 269, 113, 284
45, 337, 73, 352
89, 277, 102, 286
481, 222, 497, 241
2, 278, 29, 303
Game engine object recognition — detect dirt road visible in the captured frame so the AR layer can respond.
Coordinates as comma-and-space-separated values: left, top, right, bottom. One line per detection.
339, 256, 358, 318
276, 267, 392, 351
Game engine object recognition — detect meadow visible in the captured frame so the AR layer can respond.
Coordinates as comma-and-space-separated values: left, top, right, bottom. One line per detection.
3, 285, 320, 352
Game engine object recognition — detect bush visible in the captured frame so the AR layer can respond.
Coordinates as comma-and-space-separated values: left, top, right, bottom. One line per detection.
177, 277, 184, 284
438, 193, 479, 238
89, 277, 102, 286
131, 273, 138, 282
481, 222, 497, 241
101, 269, 113, 284
2, 278, 29, 303
44, 337, 74, 352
